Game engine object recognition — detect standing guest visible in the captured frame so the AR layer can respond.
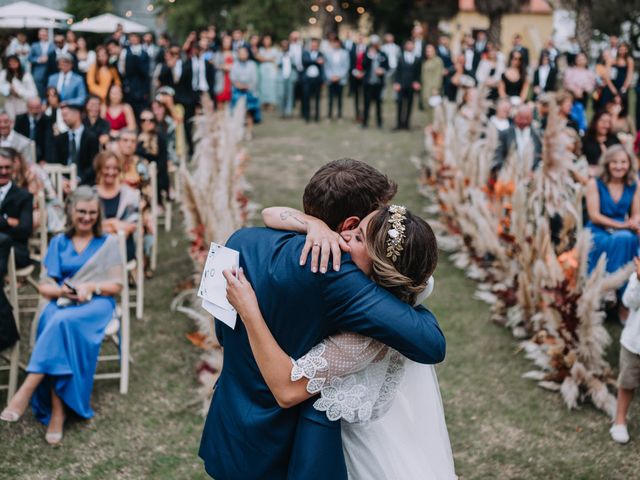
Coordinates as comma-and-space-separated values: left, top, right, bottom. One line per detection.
606, 96, 636, 140
156, 44, 182, 92
349, 33, 367, 122
288, 31, 304, 109
248, 35, 261, 62
601, 42, 634, 113
324, 37, 349, 120
393, 40, 421, 130
83, 95, 111, 147
75, 37, 95, 76
95, 151, 139, 261
381, 33, 400, 100
555, 90, 581, 134
0, 186, 122, 445
29, 28, 56, 98
44, 86, 66, 136
611, 256, 640, 444
542, 39, 559, 68
152, 98, 178, 165
499, 51, 529, 105
52, 103, 100, 185
102, 84, 137, 136
585, 145, 639, 288
563, 52, 596, 106
213, 35, 234, 107
582, 110, 620, 173
142, 32, 160, 82
0, 55, 37, 120
489, 98, 513, 133
605, 35, 619, 61
14, 97, 53, 163
231, 29, 249, 53
120, 33, 151, 119
0, 110, 34, 163
277, 39, 297, 119
361, 36, 388, 129
106, 39, 122, 70
475, 42, 505, 103
0, 148, 32, 351
437, 35, 454, 103
5, 31, 31, 71
461, 34, 479, 79
421, 44, 444, 126
47, 54, 87, 106
87, 45, 121, 103
53, 33, 70, 63
565, 36, 582, 66
475, 31, 488, 56
116, 129, 145, 189
192, 39, 218, 105
301, 38, 325, 123
136, 109, 169, 198
258, 35, 279, 109
231, 46, 261, 139
411, 24, 425, 62
510, 34, 529, 68
532, 50, 557, 100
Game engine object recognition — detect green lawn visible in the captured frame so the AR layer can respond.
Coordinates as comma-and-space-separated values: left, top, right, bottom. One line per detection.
2, 99, 639, 479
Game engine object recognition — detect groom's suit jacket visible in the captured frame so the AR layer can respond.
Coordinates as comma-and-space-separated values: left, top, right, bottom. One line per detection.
199, 227, 446, 480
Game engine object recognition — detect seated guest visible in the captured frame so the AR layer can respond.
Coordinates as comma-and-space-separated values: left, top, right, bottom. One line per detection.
102, 84, 136, 137
46, 53, 87, 106
95, 151, 139, 260
52, 103, 100, 185
152, 98, 178, 165
86, 45, 121, 103
136, 109, 169, 198
83, 95, 110, 147
0, 148, 33, 351
606, 96, 636, 140
115, 129, 145, 188
44, 86, 66, 135
14, 96, 53, 163
582, 110, 620, 174
586, 145, 640, 308
489, 98, 512, 133
556, 90, 580, 134
492, 104, 542, 174
0, 187, 123, 445
0, 109, 34, 163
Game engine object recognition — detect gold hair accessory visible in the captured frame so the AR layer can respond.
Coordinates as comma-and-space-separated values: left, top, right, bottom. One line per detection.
386, 205, 407, 262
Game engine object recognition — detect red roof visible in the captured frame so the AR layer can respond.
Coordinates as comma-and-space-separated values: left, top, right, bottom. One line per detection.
459, 0, 552, 14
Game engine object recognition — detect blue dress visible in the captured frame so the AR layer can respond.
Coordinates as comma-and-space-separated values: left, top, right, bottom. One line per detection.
27, 234, 115, 425
586, 178, 639, 274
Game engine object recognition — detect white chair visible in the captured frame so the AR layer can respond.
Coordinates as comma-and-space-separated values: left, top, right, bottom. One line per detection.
126, 218, 145, 321
148, 163, 163, 271
0, 248, 22, 404
94, 231, 131, 394
42, 164, 77, 204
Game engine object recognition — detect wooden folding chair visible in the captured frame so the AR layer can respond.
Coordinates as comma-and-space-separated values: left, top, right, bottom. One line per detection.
94, 231, 131, 394
0, 248, 22, 404
42, 164, 77, 203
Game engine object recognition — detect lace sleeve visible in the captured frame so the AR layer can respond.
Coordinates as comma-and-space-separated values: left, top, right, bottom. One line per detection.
291, 333, 405, 423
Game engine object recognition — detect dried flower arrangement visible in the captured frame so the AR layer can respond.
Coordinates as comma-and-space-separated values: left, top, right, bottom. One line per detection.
421, 95, 632, 416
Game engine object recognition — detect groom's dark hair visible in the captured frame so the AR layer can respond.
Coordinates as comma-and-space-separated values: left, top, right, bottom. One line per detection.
303, 158, 397, 231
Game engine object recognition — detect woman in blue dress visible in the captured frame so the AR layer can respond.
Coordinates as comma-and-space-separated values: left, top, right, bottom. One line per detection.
1, 186, 123, 445
586, 144, 640, 312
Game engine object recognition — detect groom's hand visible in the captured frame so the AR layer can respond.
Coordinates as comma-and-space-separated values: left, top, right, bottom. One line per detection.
300, 219, 350, 274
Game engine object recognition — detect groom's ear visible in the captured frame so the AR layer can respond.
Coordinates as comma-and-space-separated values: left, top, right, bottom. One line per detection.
338, 216, 361, 233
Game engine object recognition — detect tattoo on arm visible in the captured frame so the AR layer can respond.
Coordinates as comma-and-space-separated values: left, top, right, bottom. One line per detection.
280, 210, 307, 226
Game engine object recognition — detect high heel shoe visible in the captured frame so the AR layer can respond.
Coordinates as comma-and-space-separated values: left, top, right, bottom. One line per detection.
0, 408, 22, 422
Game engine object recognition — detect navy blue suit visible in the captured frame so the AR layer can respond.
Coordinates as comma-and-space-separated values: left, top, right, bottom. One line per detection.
199, 227, 446, 479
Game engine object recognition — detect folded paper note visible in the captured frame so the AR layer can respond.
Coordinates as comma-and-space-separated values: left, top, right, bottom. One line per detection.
198, 242, 240, 329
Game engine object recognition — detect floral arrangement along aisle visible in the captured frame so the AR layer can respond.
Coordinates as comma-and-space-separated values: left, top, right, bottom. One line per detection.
172, 96, 251, 414
421, 95, 633, 416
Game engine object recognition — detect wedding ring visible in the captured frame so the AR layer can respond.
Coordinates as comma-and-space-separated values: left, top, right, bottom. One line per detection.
313, 242, 320, 247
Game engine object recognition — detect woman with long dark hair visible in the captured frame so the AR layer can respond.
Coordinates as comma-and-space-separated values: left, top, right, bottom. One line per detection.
498, 50, 529, 104
87, 45, 122, 104
0, 54, 37, 119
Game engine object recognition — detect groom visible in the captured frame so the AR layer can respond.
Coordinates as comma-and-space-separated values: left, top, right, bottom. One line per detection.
199, 158, 446, 479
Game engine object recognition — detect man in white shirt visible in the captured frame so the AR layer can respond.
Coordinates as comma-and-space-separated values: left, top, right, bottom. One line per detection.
492, 104, 542, 175
0, 110, 34, 163
381, 33, 400, 100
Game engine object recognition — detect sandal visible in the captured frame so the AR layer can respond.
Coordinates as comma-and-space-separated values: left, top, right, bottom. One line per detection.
0, 408, 22, 422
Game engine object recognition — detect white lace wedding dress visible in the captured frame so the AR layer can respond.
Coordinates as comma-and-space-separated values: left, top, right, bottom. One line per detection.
291, 286, 457, 479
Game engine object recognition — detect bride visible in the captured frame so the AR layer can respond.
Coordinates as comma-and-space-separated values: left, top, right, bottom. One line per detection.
223, 204, 457, 479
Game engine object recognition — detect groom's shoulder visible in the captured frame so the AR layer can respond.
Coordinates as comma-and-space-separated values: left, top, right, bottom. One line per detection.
227, 226, 304, 250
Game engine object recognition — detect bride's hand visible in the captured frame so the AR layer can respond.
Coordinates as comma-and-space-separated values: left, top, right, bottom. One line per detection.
224, 268, 260, 322
300, 219, 350, 274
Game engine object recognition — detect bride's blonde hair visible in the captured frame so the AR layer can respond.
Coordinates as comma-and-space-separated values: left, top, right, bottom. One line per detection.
365, 207, 438, 305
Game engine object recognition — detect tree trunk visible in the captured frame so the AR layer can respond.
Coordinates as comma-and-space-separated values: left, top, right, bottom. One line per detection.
487, 12, 502, 46
575, 0, 593, 55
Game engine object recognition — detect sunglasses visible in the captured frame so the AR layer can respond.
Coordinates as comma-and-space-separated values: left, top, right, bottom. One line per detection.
75, 208, 99, 217
141, 117, 155, 122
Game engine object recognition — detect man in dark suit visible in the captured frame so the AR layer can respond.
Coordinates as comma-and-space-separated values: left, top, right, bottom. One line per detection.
301, 38, 325, 123
511, 34, 530, 68
199, 158, 446, 479
120, 33, 151, 120
0, 148, 33, 350
14, 97, 53, 163
361, 36, 389, 128
393, 40, 422, 130
437, 35, 455, 103
52, 103, 100, 185
492, 104, 542, 175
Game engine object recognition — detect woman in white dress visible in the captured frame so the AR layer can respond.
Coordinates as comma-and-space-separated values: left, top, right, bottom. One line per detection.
0, 54, 37, 120
258, 35, 279, 108
224, 205, 457, 479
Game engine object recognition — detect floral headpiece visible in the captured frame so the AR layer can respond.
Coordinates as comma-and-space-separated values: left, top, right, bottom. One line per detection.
386, 205, 407, 262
